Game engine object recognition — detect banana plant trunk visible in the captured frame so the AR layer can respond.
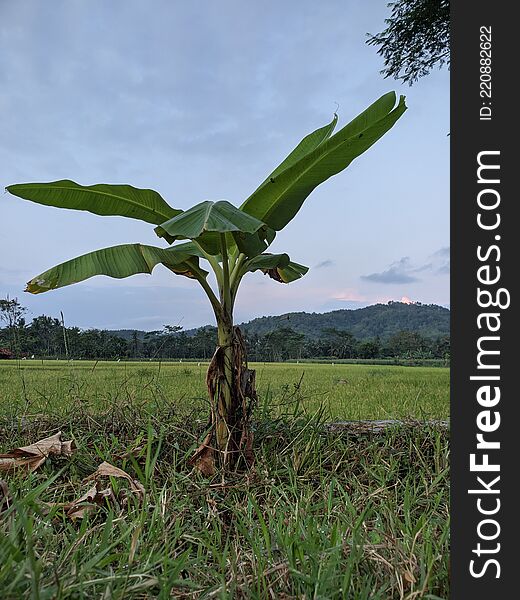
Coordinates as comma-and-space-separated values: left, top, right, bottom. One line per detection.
216, 314, 235, 454
190, 312, 256, 475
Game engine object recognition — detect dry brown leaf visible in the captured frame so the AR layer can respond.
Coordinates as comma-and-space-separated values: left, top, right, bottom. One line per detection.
45, 483, 115, 520
189, 432, 216, 477
403, 570, 416, 585
65, 484, 114, 519
1, 479, 12, 513
0, 431, 75, 472
87, 461, 145, 498
45, 461, 145, 520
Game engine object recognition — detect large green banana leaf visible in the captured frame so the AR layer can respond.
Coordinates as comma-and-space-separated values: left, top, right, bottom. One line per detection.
6, 180, 180, 226
155, 200, 267, 255
243, 253, 308, 283
25, 242, 207, 294
241, 92, 406, 230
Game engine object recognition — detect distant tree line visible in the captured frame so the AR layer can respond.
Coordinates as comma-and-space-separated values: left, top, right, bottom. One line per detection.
1, 298, 449, 362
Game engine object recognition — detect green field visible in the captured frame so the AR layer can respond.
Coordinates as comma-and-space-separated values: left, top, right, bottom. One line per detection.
1, 361, 450, 599
0, 360, 449, 422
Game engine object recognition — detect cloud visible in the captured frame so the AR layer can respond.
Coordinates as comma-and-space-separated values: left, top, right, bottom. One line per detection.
315, 259, 334, 269
322, 288, 395, 311
431, 246, 450, 274
321, 299, 371, 311
333, 288, 368, 302
361, 257, 421, 284
361, 247, 450, 285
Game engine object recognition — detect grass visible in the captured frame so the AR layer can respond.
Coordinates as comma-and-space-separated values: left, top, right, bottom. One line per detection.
0, 360, 449, 421
0, 360, 450, 598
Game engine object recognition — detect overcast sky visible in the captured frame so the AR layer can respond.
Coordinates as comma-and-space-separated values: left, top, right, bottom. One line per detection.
0, 0, 449, 331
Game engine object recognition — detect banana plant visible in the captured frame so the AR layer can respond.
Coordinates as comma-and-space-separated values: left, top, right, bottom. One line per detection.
6, 92, 406, 473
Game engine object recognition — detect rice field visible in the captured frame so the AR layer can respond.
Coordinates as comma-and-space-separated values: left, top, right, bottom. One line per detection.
0, 360, 449, 422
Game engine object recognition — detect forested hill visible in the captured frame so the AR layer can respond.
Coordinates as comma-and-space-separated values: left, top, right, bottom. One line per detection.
110, 302, 449, 342
238, 302, 449, 341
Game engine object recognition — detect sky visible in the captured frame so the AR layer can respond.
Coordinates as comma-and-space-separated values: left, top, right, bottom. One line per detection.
0, 0, 449, 331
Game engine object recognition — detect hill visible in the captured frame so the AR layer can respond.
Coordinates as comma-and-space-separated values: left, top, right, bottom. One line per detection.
238, 302, 449, 341
108, 302, 449, 342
